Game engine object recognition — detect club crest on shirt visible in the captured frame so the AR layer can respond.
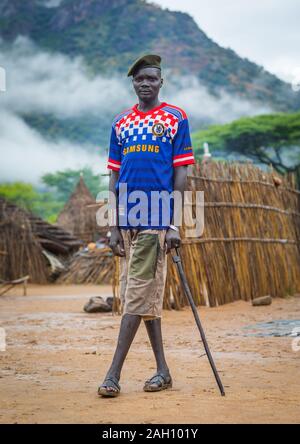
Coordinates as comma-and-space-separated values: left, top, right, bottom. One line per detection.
152, 122, 165, 137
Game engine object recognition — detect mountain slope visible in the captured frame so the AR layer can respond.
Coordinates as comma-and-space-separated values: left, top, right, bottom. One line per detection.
1, 0, 299, 112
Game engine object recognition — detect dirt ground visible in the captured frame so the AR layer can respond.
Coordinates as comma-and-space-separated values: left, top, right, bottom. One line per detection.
0, 284, 299, 424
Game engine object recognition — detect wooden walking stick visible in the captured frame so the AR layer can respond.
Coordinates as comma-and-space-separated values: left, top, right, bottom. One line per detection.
171, 247, 225, 396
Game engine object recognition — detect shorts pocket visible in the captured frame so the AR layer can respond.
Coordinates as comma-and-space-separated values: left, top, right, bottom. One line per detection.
129, 233, 160, 280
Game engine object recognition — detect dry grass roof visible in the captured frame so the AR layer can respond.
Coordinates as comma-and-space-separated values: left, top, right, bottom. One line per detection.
57, 176, 108, 243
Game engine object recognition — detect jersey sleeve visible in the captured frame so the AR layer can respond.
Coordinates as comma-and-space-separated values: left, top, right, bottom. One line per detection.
172, 118, 195, 167
107, 125, 121, 171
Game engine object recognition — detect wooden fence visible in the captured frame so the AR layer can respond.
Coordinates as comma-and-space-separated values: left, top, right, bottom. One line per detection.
113, 160, 300, 309
164, 161, 300, 308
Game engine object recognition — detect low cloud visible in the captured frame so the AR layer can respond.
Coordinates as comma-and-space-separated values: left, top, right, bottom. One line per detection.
0, 36, 273, 183
163, 75, 272, 126
0, 36, 270, 124
0, 110, 106, 185
0, 36, 133, 119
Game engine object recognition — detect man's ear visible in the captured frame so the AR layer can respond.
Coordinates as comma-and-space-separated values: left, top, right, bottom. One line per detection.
160, 78, 164, 88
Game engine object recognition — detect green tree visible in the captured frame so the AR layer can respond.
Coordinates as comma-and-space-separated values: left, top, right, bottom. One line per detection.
193, 112, 300, 186
42, 167, 108, 201
0, 182, 63, 222
0, 169, 108, 223
0, 182, 40, 212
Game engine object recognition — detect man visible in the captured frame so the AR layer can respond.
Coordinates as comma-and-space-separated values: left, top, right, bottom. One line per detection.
98, 54, 195, 397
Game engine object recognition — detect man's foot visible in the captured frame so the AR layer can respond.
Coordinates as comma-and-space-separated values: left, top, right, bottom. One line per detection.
143, 372, 172, 392
98, 375, 121, 398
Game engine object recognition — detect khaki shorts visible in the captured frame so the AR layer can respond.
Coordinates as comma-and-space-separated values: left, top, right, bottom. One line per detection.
119, 229, 168, 320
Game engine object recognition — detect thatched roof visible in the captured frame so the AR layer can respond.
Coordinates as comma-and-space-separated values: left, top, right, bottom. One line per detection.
0, 198, 82, 255
28, 212, 82, 255
0, 198, 83, 283
56, 247, 114, 285
57, 176, 108, 243
0, 198, 48, 283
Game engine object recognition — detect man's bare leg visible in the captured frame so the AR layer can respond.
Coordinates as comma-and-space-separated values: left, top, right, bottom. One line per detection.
99, 314, 141, 394
144, 318, 170, 377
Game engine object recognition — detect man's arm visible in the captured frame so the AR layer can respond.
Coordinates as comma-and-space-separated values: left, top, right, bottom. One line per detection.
165, 165, 188, 253
108, 170, 125, 257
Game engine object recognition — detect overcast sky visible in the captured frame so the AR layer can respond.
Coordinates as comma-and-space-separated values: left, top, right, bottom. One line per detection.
153, 0, 300, 83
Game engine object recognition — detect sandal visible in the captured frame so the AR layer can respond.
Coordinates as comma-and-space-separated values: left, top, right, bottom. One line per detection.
143, 372, 173, 392
98, 376, 121, 398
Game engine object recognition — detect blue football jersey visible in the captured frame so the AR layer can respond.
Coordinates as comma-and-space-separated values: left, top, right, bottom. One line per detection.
107, 102, 195, 229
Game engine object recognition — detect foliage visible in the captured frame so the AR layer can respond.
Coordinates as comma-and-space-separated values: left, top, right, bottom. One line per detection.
0, 168, 108, 222
0, 182, 64, 221
42, 167, 108, 201
22, 113, 110, 146
192, 112, 300, 182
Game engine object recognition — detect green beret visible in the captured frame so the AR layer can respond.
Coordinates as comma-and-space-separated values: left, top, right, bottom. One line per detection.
127, 54, 161, 77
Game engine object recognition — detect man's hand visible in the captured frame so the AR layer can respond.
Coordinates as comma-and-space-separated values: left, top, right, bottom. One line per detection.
165, 228, 181, 254
109, 227, 125, 257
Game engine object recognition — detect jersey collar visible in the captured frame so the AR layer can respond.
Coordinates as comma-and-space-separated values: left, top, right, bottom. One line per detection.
133, 102, 167, 117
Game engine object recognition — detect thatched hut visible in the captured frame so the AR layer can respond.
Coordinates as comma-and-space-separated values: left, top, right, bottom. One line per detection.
0, 198, 82, 283
57, 247, 114, 285
0, 198, 48, 283
57, 176, 108, 244
28, 212, 82, 256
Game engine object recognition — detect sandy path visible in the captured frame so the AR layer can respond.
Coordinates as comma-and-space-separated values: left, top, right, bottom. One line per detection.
0, 285, 299, 424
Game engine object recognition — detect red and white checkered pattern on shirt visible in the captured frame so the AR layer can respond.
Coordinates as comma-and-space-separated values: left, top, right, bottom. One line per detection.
115, 109, 179, 141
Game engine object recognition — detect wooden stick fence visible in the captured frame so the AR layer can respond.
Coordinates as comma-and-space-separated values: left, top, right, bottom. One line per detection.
162, 161, 300, 308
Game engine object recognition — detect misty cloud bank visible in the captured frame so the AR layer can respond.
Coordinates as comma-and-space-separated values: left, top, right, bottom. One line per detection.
0, 37, 133, 118
0, 109, 103, 184
164, 75, 272, 124
0, 36, 272, 184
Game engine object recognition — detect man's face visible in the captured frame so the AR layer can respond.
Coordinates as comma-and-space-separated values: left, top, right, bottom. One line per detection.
132, 67, 163, 102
